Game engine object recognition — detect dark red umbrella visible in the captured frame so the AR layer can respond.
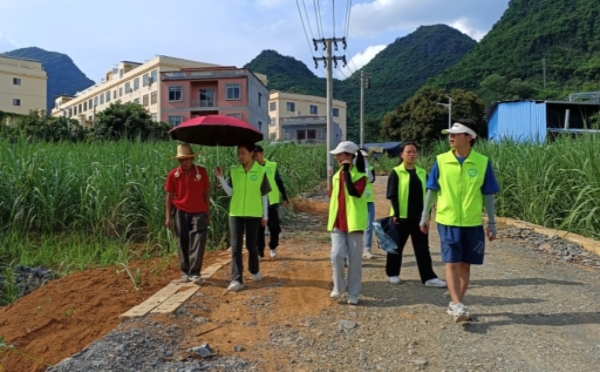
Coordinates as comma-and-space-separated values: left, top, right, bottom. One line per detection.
168, 115, 263, 146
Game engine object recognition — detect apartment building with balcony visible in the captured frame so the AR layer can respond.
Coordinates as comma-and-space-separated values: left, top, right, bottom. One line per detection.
0, 55, 47, 123
51, 55, 220, 128
160, 66, 269, 136
268, 91, 347, 144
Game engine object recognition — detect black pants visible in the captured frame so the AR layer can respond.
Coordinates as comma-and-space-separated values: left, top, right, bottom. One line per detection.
257, 206, 281, 257
173, 208, 208, 276
385, 219, 437, 283
230, 217, 261, 283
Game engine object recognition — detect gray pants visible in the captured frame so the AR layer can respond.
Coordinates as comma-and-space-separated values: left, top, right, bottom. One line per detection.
331, 229, 363, 296
230, 217, 261, 283
173, 208, 208, 276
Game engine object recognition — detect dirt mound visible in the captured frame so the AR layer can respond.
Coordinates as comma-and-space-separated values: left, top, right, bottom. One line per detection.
0, 253, 222, 372
291, 198, 329, 214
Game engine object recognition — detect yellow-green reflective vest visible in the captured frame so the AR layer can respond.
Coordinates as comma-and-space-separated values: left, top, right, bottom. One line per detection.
435, 150, 488, 227
262, 159, 280, 205
388, 163, 427, 218
327, 166, 368, 232
365, 165, 375, 203
229, 161, 265, 218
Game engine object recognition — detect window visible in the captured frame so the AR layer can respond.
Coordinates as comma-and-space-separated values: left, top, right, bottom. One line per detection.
134, 78, 139, 91
83, 101, 87, 111
269, 101, 276, 111
258, 93, 262, 107
269, 117, 276, 126
68, 108, 72, 117
89, 99, 93, 109
143, 74, 149, 87
133, 98, 140, 105
168, 86, 182, 101
79, 103, 82, 112
100, 94, 104, 104
106, 91, 111, 102
94, 97, 98, 107
227, 113, 242, 119
333, 108, 339, 117
168, 115, 183, 126
310, 105, 318, 115
113, 90, 117, 99
12, 98, 20, 106
151, 113, 157, 122
151, 91, 157, 104
226, 84, 241, 100
13, 78, 21, 85
286, 102, 295, 112
119, 87, 123, 97
125, 82, 131, 94
74, 106, 77, 115
199, 88, 215, 106
150, 70, 157, 85
143, 94, 149, 107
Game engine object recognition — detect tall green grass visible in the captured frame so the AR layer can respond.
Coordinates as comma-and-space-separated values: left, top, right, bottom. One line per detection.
374, 135, 600, 239
0, 139, 326, 280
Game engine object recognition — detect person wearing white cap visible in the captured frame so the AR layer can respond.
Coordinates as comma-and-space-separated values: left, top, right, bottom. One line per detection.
327, 141, 368, 305
357, 148, 376, 259
420, 119, 500, 323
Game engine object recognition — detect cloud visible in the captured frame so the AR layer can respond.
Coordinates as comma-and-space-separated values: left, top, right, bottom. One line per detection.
450, 18, 486, 41
337, 44, 386, 79
0, 32, 17, 52
349, 0, 509, 39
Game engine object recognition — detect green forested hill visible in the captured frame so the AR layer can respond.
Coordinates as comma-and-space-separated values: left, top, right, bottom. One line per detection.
245, 25, 476, 140
432, 0, 600, 97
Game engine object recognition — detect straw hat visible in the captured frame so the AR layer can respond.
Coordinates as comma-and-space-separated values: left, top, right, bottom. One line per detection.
171, 143, 200, 159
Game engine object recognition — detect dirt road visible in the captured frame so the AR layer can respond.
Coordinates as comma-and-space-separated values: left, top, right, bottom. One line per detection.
4, 176, 600, 371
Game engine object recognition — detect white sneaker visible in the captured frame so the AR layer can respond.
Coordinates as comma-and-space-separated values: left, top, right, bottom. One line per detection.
363, 251, 374, 259
447, 301, 456, 315
388, 276, 401, 285
330, 290, 342, 299
453, 303, 471, 323
425, 278, 447, 288
347, 295, 359, 305
189, 275, 203, 285
171, 274, 190, 283
270, 249, 278, 258
227, 281, 245, 292
252, 272, 263, 281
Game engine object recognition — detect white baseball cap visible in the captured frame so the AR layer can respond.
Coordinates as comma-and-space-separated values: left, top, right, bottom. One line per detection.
442, 123, 478, 139
330, 141, 359, 155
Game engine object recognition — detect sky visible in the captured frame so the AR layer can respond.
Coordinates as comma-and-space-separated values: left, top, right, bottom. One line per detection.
0, 0, 510, 82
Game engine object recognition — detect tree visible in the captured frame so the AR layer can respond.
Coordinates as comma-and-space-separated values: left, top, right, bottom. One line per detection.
92, 101, 169, 141
9, 110, 86, 142
381, 86, 485, 149
479, 74, 538, 104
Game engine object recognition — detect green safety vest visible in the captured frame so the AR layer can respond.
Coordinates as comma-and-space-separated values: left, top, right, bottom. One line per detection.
262, 159, 280, 205
327, 166, 368, 232
388, 163, 427, 218
435, 150, 488, 227
365, 165, 375, 203
229, 161, 266, 218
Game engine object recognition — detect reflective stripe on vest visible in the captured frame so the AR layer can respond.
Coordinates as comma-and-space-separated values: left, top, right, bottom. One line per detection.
388, 163, 427, 218
263, 160, 280, 205
229, 161, 265, 218
327, 166, 368, 232
365, 165, 375, 203
435, 150, 488, 227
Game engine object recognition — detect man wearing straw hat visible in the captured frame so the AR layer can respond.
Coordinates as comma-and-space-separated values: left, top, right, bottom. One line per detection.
164, 143, 211, 285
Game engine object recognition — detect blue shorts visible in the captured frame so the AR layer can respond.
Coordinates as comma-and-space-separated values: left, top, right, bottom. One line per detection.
437, 224, 485, 265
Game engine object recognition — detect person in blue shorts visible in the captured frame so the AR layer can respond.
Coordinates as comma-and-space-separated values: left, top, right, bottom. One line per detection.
419, 118, 500, 323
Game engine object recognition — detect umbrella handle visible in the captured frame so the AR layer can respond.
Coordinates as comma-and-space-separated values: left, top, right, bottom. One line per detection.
217, 144, 220, 166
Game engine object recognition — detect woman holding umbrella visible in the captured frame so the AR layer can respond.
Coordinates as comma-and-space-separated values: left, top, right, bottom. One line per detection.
215, 144, 271, 292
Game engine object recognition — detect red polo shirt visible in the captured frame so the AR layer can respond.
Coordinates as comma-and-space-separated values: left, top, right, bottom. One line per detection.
164, 165, 210, 213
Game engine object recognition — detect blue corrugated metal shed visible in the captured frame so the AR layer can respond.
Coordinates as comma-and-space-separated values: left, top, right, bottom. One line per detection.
488, 101, 547, 142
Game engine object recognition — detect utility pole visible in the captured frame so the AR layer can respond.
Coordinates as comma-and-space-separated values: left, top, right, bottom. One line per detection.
358, 71, 372, 148
543, 58, 547, 90
313, 37, 347, 192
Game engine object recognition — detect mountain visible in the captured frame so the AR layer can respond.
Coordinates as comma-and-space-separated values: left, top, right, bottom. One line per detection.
432, 0, 600, 97
245, 25, 476, 140
2, 47, 94, 113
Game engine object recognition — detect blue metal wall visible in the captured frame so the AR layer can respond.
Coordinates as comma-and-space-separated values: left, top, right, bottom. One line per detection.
488, 101, 547, 143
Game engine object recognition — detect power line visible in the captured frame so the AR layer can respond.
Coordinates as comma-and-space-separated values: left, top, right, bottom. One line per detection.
301, 0, 316, 41
314, 0, 324, 39
296, 0, 326, 76
342, 0, 360, 74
